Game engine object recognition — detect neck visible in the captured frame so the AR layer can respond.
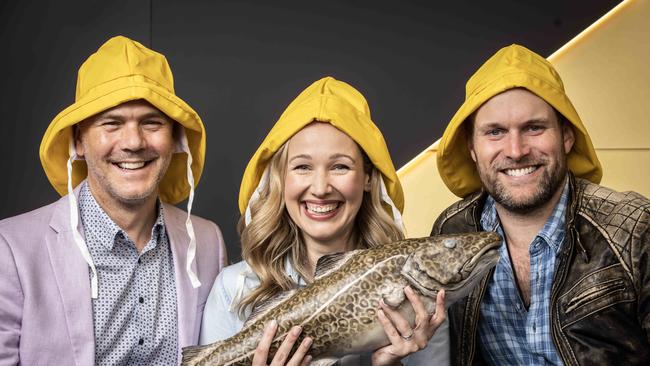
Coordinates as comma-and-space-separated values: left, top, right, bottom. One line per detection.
494, 177, 567, 251
303, 232, 355, 275
87, 181, 159, 252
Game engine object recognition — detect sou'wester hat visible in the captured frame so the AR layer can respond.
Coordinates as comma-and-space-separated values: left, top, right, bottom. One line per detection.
239, 76, 405, 229
437, 44, 602, 197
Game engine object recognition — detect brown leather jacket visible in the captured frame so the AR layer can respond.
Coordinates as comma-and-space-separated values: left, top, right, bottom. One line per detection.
431, 175, 650, 365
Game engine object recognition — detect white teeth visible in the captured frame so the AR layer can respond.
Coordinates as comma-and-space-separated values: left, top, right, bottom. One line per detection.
117, 162, 146, 170
306, 203, 339, 214
504, 166, 537, 177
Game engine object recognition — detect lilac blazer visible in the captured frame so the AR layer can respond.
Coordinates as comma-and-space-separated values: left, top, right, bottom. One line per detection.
0, 191, 227, 365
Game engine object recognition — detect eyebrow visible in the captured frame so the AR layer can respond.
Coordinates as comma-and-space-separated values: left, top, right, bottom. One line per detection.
288, 153, 356, 163
478, 118, 550, 130
95, 111, 170, 122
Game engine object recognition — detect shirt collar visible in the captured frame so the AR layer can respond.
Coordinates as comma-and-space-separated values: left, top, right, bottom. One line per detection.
480, 177, 570, 255
79, 181, 166, 251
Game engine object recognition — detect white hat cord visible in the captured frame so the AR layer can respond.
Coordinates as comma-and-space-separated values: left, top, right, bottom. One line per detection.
176, 128, 201, 288
67, 138, 99, 298
379, 177, 405, 235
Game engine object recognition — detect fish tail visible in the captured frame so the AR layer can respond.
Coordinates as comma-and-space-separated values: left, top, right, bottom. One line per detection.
181, 344, 209, 365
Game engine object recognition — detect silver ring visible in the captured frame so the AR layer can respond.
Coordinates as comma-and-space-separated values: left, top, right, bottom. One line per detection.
400, 331, 414, 341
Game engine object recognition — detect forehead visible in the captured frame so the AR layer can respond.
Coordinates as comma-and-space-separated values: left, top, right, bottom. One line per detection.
287, 122, 362, 158
86, 99, 170, 122
473, 88, 556, 128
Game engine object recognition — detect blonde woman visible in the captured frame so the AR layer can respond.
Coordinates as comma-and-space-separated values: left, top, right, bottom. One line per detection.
200, 77, 448, 365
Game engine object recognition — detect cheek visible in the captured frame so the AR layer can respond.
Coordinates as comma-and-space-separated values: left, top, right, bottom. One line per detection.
283, 174, 304, 204
335, 175, 366, 204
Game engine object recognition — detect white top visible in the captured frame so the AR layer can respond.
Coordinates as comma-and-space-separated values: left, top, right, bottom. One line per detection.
200, 260, 450, 365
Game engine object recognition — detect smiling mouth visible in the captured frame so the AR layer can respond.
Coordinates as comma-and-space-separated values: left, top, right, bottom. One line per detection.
113, 161, 151, 170
305, 202, 341, 215
502, 165, 539, 177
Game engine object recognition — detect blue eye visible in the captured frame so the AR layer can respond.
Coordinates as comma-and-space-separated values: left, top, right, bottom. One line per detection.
332, 164, 350, 171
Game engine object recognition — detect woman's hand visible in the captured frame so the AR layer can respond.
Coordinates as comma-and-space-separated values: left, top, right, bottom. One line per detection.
371, 287, 446, 366
252, 320, 313, 366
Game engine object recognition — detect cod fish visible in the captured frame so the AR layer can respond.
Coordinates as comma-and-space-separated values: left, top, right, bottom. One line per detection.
182, 232, 501, 365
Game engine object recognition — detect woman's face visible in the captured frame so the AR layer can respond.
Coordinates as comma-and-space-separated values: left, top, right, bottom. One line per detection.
284, 123, 370, 252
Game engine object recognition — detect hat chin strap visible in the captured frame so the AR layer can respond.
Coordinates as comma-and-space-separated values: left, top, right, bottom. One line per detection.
176, 128, 201, 289
67, 138, 99, 298
243, 167, 404, 235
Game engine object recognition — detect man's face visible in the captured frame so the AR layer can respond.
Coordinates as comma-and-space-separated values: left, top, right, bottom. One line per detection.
468, 88, 575, 213
75, 99, 175, 207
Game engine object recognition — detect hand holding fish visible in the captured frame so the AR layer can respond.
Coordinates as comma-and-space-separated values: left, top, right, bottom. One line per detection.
252, 321, 313, 366
372, 288, 446, 366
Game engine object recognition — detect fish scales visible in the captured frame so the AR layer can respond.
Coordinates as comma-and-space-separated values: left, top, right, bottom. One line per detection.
182, 232, 501, 365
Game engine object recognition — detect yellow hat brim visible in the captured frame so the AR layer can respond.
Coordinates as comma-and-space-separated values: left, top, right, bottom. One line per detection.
39, 75, 206, 204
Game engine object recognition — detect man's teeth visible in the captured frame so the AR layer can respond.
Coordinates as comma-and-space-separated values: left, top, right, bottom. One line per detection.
117, 162, 146, 170
306, 203, 339, 214
504, 166, 537, 177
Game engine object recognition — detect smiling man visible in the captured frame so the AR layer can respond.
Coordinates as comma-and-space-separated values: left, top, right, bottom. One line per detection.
0, 36, 227, 365
431, 44, 650, 365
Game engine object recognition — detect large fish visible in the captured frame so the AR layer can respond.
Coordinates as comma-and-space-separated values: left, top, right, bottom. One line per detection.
182, 232, 501, 365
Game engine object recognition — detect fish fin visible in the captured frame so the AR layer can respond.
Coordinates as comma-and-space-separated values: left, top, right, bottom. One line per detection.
181, 343, 211, 365
310, 357, 340, 366
314, 251, 358, 279
243, 289, 298, 328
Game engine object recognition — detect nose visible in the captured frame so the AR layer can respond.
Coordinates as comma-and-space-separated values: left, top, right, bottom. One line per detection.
119, 122, 146, 152
504, 132, 530, 160
310, 169, 332, 197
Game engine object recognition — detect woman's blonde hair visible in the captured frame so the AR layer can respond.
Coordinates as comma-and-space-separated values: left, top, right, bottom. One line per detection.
237, 139, 403, 314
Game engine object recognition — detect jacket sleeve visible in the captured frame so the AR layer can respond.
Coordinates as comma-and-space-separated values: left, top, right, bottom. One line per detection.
0, 233, 22, 365
633, 211, 650, 343
198, 266, 246, 345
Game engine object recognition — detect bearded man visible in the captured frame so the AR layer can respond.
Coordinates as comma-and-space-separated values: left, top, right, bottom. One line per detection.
432, 44, 650, 365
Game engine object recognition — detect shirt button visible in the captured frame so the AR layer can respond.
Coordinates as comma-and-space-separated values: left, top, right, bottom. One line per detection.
138, 338, 144, 345
138, 258, 141, 264
139, 297, 144, 303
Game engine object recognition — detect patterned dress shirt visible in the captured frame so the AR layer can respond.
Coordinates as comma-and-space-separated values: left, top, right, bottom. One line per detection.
79, 182, 178, 365
477, 179, 569, 365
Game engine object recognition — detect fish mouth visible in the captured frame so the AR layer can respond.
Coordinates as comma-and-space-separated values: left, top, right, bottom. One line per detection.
405, 233, 501, 297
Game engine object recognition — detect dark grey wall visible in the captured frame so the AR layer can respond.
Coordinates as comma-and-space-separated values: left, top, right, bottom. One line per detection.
0, 0, 620, 262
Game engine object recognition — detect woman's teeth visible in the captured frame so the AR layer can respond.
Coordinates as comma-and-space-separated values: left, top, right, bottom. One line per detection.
504, 166, 537, 177
117, 161, 146, 170
306, 202, 339, 214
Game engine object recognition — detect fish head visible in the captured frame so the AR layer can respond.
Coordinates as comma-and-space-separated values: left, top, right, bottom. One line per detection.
402, 232, 501, 306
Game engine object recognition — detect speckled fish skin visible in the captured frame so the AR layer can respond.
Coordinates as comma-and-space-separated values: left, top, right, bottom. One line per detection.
181, 232, 501, 366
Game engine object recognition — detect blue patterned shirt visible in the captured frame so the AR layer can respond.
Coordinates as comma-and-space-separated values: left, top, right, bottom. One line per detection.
478, 180, 569, 365
79, 182, 178, 365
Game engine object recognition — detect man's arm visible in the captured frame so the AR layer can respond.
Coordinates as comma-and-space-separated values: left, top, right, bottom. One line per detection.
0, 233, 23, 365
633, 213, 650, 343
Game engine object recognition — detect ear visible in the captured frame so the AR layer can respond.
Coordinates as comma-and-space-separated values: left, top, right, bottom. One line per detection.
562, 123, 576, 154
467, 137, 477, 163
363, 171, 371, 192
73, 125, 85, 157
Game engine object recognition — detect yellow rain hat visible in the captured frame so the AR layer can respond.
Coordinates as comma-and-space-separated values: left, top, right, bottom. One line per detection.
239, 76, 404, 216
437, 44, 602, 197
39, 35, 205, 204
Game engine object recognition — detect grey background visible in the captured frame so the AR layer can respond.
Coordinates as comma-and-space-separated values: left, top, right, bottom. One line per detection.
0, 0, 620, 262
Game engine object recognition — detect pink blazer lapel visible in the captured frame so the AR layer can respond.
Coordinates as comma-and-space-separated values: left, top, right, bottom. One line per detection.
163, 203, 199, 349
46, 195, 95, 365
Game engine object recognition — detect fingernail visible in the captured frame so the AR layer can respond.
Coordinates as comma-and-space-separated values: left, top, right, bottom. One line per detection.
267, 320, 277, 330
305, 355, 313, 362
303, 337, 313, 347
405, 286, 413, 294
378, 309, 385, 318
292, 326, 302, 336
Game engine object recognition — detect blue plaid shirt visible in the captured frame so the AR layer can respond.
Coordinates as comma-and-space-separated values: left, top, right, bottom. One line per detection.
478, 179, 569, 365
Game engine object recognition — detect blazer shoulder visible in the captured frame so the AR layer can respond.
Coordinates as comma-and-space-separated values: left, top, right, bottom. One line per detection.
0, 199, 61, 241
